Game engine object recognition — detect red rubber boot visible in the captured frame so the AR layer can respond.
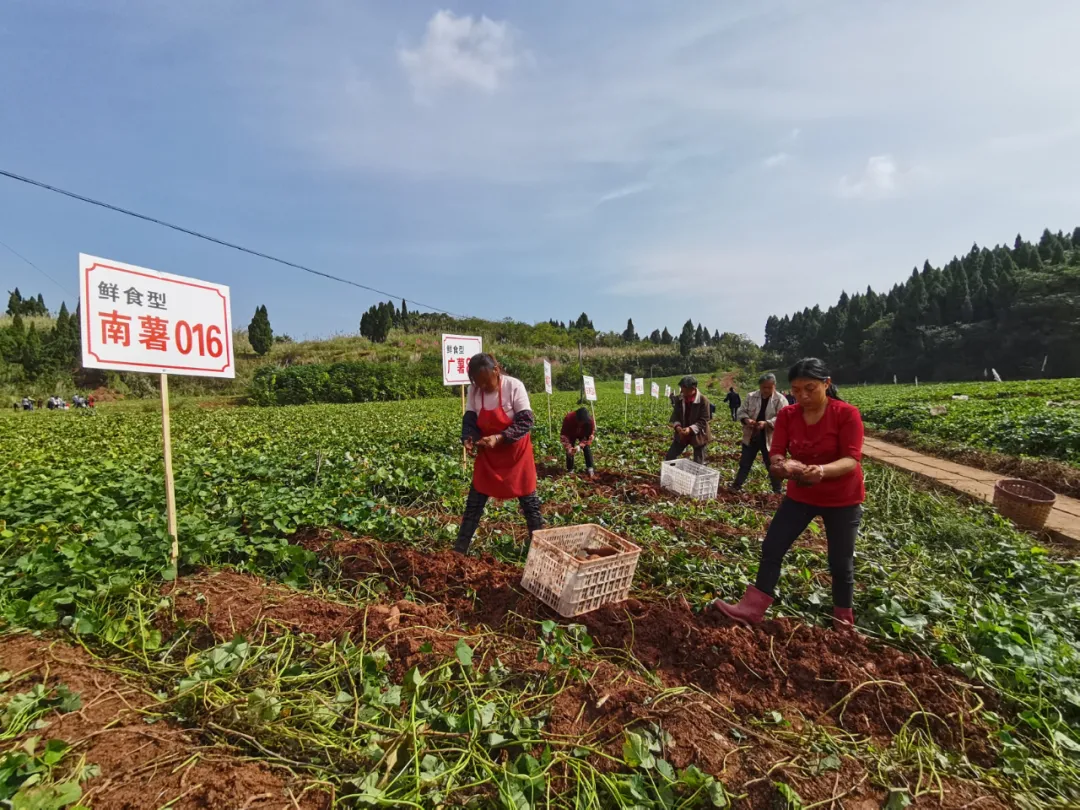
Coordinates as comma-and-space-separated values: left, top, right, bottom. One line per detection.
712, 585, 773, 626
833, 607, 856, 632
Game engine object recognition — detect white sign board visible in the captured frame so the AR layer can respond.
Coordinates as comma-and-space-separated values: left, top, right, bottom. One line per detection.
665, 385, 671, 397
634, 377, 644, 396
583, 375, 597, 401
80, 254, 234, 378
442, 334, 483, 385
623, 373, 632, 395
651, 382, 660, 398
543, 359, 552, 395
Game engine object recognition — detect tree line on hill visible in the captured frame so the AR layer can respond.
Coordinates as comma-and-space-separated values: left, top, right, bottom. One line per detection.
765, 227, 1080, 382
358, 297, 730, 362
6, 289, 49, 317
0, 303, 81, 383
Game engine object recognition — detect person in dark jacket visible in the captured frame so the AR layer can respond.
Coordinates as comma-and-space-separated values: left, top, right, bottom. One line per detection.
560, 407, 596, 477
723, 387, 741, 421
456, 353, 543, 555
665, 375, 712, 464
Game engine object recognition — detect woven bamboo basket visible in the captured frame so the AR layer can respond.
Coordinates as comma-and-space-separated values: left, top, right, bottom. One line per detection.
993, 478, 1056, 530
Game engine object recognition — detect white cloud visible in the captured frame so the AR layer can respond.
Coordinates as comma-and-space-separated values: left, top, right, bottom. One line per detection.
838, 154, 900, 199
596, 182, 651, 206
762, 151, 790, 169
609, 243, 863, 303
398, 10, 521, 99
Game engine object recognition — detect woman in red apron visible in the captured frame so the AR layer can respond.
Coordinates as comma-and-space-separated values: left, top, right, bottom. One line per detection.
455, 353, 543, 555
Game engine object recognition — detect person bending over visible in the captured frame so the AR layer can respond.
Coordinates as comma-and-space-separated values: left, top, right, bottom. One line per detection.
665, 375, 712, 464
561, 407, 596, 478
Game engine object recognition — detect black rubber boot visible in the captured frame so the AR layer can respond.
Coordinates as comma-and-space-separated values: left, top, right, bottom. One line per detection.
454, 520, 479, 555
521, 495, 544, 557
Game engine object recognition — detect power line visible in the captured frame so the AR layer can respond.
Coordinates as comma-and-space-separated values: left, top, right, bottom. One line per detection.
0, 167, 468, 318
0, 236, 76, 300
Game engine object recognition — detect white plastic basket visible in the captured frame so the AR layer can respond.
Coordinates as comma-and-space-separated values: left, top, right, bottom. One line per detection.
521, 525, 641, 618
660, 458, 720, 500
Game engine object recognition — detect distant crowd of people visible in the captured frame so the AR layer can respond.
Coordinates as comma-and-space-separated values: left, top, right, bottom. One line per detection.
13, 394, 95, 411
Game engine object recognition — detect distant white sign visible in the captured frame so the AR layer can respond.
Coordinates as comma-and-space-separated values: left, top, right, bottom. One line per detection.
665, 385, 671, 398
634, 377, 644, 396
543, 359, 552, 394
623, 373, 632, 395
80, 254, 234, 378
442, 334, 483, 385
651, 382, 660, 398
583, 375, 597, 401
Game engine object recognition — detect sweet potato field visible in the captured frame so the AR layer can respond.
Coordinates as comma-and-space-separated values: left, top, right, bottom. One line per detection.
847, 379, 1080, 466
1, 381, 1078, 809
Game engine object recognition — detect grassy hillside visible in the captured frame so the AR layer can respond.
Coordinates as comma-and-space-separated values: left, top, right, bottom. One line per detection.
2, 311, 772, 403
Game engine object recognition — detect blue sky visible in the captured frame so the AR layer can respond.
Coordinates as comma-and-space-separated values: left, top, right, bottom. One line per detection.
2, 0, 1079, 342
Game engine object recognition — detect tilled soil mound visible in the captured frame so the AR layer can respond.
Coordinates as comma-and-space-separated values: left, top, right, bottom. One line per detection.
0, 634, 326, 810
162, 569, 468, 679
301, 530, 546, 627
303, 535, 996, 761
154, 563, 1007, 810
162, 570, 361, 643
582, 598, 995, 762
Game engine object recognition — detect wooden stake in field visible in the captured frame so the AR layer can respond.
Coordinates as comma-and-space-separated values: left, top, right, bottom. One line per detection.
160, 373, 179, 573
78, 255, 235, 577
461, 384, 467, 467
543, 359, 553, 439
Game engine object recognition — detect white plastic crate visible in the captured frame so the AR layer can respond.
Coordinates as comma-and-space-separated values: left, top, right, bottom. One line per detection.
521, 525, 641, 618
660, 458, 720, 500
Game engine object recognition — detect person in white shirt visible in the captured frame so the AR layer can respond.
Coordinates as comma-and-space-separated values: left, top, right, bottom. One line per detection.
456, 353, 543, 555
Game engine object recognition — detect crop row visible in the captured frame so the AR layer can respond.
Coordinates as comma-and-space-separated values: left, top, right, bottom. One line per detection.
846, 379, 1080, 465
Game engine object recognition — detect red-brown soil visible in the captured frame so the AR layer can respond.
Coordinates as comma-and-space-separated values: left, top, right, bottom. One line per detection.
581, 598, 996, 762
0, 634, 327, 810
300, 529, 547, 628
163, 570, 361, 643
162, 569, 466, 679
156, 565, 997, 810
154, 567, 1006, 810
300, 536, 997, 758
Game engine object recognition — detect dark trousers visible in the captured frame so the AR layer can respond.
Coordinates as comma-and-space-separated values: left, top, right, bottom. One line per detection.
455, 486, 543, 554
665, 439, 706, 464
729, 405, 739, 421
755, 498, 862, 608
566, 444, 595, 472
733, 436, 782, 493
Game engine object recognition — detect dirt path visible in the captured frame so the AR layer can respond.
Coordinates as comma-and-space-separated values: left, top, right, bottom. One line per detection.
863, 436, 1080, 550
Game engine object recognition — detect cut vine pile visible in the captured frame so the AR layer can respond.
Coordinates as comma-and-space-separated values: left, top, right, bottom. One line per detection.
2, 383, 1078, 807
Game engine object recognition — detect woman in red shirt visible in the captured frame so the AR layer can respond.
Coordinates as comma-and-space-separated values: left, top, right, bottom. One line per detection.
713, 358, 865, 631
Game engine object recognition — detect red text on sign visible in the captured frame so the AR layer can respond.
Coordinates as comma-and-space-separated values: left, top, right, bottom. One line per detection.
175, 321, 224, 358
